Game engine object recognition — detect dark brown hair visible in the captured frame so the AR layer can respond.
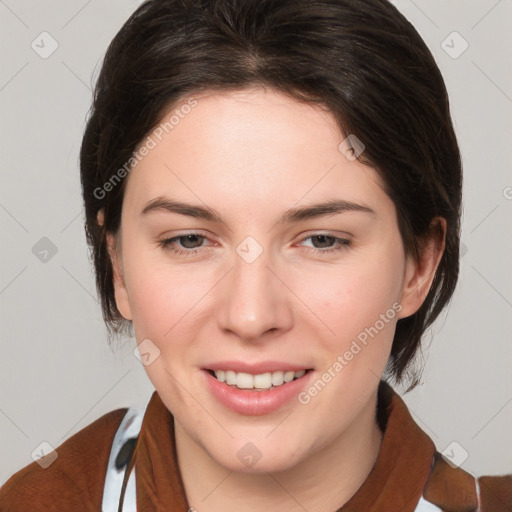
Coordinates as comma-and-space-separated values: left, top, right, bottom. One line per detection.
80, 0, 462, 388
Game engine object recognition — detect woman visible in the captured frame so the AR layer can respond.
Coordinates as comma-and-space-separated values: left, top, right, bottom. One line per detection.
1, 0, 510, 510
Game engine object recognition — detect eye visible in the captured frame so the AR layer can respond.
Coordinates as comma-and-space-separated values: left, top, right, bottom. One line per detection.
298, 234, 351, 254
158, 233, 212, 256
174, 234, 205, 249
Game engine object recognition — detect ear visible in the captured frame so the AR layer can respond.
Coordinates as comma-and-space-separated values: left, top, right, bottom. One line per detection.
398, 217, 446, 319
98, 210, 133, 321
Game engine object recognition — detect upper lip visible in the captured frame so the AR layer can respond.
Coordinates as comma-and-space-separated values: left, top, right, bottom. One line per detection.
203, 361, 312, 374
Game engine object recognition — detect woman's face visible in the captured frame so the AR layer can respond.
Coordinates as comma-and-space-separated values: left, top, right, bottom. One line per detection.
109, 87, 424, 473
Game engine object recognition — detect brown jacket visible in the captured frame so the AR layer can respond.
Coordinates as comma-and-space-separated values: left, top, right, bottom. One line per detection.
1, 381, 511, 511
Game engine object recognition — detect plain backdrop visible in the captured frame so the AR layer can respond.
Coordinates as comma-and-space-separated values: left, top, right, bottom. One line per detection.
1, 0, 511, 486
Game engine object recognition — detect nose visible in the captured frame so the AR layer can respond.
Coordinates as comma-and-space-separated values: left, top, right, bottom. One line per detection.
216, 247, 294, 342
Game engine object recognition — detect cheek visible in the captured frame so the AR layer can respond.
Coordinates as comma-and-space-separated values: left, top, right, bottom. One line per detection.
121, 244, 216, 342
122, 250, 214, 397
293, 249, 405, 356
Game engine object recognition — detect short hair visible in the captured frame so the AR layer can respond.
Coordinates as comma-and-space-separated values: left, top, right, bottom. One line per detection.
80, 0, 462, 389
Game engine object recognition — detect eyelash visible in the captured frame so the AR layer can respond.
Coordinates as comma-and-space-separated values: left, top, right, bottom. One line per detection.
158, 232, 351, 257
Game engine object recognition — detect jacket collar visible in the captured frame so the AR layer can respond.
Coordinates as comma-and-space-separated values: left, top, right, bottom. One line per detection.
133, 380, 436, 511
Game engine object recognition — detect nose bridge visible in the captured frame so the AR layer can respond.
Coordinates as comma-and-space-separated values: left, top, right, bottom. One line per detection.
216, 239, 292, 340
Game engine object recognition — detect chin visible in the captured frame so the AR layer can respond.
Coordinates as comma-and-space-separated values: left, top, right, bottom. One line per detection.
208, 443, 303, 474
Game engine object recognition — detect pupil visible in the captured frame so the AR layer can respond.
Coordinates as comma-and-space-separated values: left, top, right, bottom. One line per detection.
313, 235, 334, 248
181, 234, 202, 249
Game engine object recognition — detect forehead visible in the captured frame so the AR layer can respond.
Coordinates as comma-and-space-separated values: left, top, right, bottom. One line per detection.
122, 87, 389, 217
153, 87, 343, 162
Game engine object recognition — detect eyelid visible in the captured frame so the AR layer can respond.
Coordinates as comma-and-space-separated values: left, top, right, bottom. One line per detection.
158, 229, 214, 244
295, 229, 352, 241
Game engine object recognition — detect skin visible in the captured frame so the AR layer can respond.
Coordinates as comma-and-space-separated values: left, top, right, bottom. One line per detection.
104, 87, 445, 511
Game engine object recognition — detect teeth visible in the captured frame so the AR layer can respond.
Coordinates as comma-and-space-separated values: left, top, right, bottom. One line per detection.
213, 369, 307, 390
283, 371, 295, 383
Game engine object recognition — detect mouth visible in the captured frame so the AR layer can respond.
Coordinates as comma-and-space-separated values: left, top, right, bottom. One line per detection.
202, 366, 315, 415
205, 368, 314, 392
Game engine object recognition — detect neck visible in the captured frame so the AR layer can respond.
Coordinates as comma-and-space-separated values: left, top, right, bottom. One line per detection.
174, 390, 383, 512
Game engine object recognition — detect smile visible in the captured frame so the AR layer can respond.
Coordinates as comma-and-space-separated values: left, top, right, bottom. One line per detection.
208, 369, 309, 391
202, 368, 314, 415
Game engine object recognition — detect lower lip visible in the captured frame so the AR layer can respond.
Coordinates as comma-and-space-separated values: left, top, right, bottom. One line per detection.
202, 369, 314, 416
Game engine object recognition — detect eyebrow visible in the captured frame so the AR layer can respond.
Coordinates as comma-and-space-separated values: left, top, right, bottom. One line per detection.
141, 196, 376, 223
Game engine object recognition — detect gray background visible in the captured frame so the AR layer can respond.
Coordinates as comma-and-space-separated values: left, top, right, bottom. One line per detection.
1, 0, 511, 486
